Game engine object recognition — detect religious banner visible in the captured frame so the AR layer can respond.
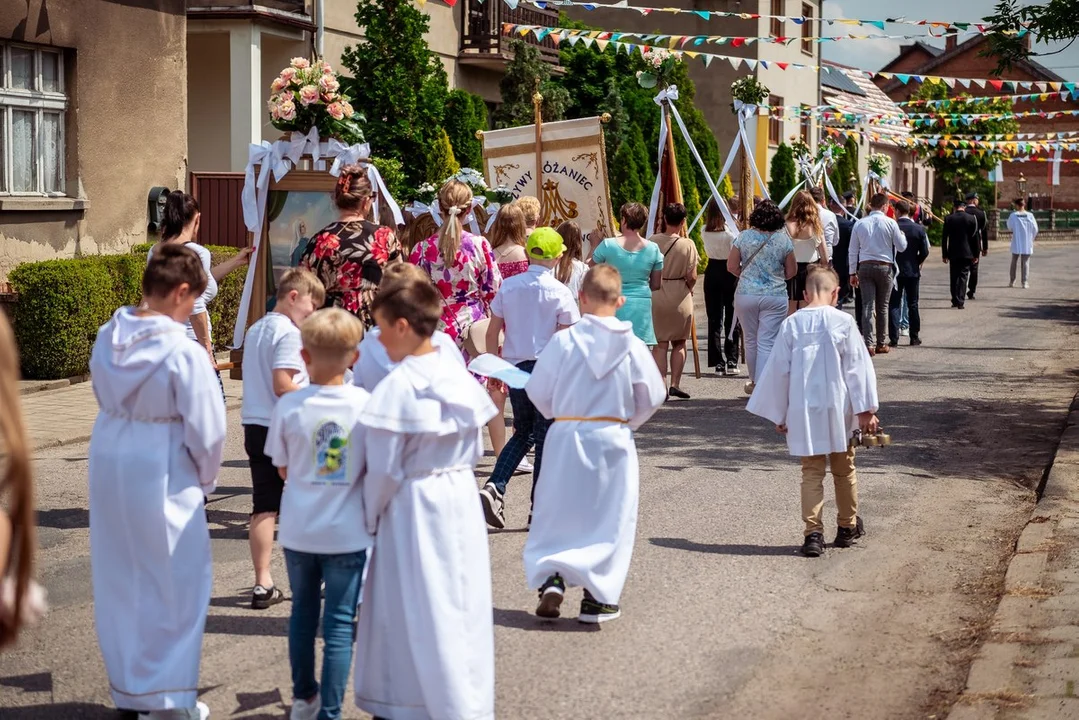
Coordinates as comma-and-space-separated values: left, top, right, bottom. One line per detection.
480, 117, 615, 237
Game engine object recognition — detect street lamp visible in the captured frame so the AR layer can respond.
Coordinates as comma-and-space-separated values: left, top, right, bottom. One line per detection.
1016, 173, 1028, 204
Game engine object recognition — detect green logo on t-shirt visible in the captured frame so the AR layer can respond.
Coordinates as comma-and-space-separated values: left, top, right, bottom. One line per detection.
313, 421, 348, 484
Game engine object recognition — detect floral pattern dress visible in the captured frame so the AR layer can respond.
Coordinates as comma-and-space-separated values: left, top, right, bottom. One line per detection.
409, 231, 502, 351
300, 219, 401, 329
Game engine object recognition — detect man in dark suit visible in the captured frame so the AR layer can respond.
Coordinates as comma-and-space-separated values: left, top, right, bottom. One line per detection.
942, 199, 980, 309
964, 192, 989, 299
888, 200, 931, 347
831, 198, 855, 307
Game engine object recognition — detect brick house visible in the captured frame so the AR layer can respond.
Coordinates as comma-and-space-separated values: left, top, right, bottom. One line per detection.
875, 36, 1078, 210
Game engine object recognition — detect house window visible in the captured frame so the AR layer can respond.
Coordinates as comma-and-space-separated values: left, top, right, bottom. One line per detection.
0, 42, 67, 196
800, 104, 811, 144
801, 3, 814, 56
769, 95, 784, 146
770, 0, 784, 38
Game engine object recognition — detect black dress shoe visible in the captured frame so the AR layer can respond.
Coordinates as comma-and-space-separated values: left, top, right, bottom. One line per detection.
910, 337, 923, 346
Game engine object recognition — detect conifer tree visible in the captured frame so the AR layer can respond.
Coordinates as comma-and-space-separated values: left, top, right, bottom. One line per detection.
768, 143, 798, 202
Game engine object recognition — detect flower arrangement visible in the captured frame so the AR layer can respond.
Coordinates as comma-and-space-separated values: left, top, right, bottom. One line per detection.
789, 136, 812, 162
815, 137, 845, 164
268, 57, 364, 144
730, 76, 770, 113
414, 182, 437, 205
447, 167, 488, 196
868, 152, 891, 177
636, 48, 680, 89
486, 184, 514, 205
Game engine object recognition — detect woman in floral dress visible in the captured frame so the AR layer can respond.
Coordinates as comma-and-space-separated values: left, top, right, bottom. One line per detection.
300, 165, 401, 328
410, 179, 502, 354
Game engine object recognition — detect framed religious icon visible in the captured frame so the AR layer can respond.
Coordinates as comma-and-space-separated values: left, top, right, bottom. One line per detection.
229, 170, 338, 379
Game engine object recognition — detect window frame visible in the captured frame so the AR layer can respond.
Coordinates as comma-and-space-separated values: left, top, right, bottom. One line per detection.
800, 104, 812, 144
801, 3, 814, 56
769, 95, 784, 147
0, 41, 68, 197
770, 0, 784, 39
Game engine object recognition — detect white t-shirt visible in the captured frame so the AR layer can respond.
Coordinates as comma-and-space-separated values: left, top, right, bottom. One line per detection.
147, 242, 218, 343
490, 264, 580, 364
701, 230, 735, 260
791, 236, 822, 263
241, 312, 307, 426
352, 327, 462, 391
266, 384, 374, 555
564, 259, 589, 299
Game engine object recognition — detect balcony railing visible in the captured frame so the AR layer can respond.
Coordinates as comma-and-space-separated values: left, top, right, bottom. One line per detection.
186, 1, 314, 29
461, 0, 560, 66
187, 0, 310, 13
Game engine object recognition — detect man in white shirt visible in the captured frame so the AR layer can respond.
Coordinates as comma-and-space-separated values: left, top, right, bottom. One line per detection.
810, 186, 839, 255
849, 193, 908, 355
1007, 197, 1039, 288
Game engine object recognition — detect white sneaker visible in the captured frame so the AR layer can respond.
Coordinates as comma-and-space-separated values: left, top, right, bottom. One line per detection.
1023, 282, 1030, 289
900, 327, 909, 337
514, 457, 534, 475
290, 693, 320, 720
1009, 281, 1015, 288
198, 702, 210, 720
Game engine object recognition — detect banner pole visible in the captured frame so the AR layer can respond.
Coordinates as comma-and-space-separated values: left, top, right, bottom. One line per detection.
533, 79, 544, 222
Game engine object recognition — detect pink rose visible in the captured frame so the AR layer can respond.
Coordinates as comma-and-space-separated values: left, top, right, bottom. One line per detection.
319, 75, 340, 94
341, 100, 354, 118
280, 67, 297, 83
321, 61, 334, 74
327, 102, 346, 120
270, 77, 287, 94
278, 100, 297, 122
299, 85, 320, 106
281, 90, 294, 102
291, 57, 311, 70
268, 100, 281, 120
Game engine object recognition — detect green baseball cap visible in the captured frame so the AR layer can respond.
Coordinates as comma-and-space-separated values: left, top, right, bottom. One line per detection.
526, 227, 566, 260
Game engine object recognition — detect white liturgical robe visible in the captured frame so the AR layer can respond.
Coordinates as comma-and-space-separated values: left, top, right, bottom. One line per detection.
354, 346, 498, 720
747, 306, 878, 456
523, 314, 666, 604
88, 308, 225, 712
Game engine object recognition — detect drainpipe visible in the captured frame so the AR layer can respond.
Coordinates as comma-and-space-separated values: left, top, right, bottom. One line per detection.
315, 0, 325, 57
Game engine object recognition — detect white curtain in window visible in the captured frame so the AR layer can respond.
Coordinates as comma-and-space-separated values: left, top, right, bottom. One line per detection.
41, 52, 60, 93
12, 110, 35, 192
42, 113, 61, 192
11, 48, 34, 91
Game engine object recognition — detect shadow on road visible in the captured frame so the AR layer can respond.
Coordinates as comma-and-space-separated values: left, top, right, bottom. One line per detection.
34, 508, 88, 530
203, 613, 288, 638
0, 703, 118, 719
1000, 298, 1079, 326
493, 607, 601, 633
650, 537, 802, 557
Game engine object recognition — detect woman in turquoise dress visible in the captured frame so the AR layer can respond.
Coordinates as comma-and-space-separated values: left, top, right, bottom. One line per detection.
590, 202, 664, 345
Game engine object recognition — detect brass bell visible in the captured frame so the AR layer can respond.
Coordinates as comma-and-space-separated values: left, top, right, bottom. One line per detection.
863, 433, 880, 447
874, 429, 892, 446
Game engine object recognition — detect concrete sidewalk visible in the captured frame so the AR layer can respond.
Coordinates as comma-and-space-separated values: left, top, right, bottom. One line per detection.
21, 374, 243, 451
951, 392, 1079, 719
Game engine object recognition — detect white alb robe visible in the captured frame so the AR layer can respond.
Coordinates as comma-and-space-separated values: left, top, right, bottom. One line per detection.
88, 308, 226, 712
1007, 210, 1039, 255
352, 327, 462, 391
523, 315, 666, 605
747, 306, 878, 457
354, 345, 498, 720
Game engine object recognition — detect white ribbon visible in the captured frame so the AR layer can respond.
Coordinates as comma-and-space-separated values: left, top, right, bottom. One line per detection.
324, 140, 405, 227
777, 180, 807, 210
1052, 148, 1063, 186
484, 202, 501, 232
406, 201, 442, 228
824, 173, 858, 220
326, 138, 365, 176
465, 197, 484, 236
286, 127, 321, 166
647, 85, 679, 236
733, 101, 771, 203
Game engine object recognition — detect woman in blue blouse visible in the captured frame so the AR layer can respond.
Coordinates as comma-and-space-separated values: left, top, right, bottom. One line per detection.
727, 200, 796, 394
590, 202, 663, 345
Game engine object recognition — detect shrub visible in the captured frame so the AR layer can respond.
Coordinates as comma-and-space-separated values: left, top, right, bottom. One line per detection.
9, 256, 139, 379
8, 245, 244, 380
425, 128, 460, 185
444, 89, 485, 170
370, 156, 407, 207
768, 143, 798, 202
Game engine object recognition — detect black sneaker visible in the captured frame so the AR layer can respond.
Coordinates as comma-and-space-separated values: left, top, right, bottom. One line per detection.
833, 516, 866, 548
910, 337, 923, 346
479, 483, 506, 529
888, 340, 899, 348
668, 386, 690, 400
251, 584, 285, 610
536, 574, 566, 618
579, 589, 621, 624
726, 361, 739, 376
801, 532, 824, 558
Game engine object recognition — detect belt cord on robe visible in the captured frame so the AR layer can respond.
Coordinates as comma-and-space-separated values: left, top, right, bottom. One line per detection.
553, 416, 629, 424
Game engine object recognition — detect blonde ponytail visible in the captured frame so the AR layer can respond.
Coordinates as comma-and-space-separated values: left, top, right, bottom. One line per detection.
437, 180, 472, 261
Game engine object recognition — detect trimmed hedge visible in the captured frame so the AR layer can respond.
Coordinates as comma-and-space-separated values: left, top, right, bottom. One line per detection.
9, 244, 242, 380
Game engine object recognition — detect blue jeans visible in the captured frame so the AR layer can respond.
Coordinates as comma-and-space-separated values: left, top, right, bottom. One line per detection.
284, 549, 367, 720
489, 360, 549, 502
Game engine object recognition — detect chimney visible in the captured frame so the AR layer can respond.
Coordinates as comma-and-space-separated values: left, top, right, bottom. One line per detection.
945, 35, 958, 52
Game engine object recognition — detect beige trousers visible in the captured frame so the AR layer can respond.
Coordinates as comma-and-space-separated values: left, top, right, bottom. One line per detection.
800, 447, 858, 536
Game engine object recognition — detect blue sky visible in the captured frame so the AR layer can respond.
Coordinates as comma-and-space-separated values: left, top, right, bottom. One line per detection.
820, 1, 1079, 81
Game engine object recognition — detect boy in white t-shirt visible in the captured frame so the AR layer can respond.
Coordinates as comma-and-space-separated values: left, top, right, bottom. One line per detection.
241, 269, 324, 610
266, 308, 371, 720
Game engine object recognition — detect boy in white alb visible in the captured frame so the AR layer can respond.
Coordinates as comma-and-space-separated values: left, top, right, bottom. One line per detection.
89, 244, 226, 720
353, 265, 498, 720
747, 266, 880, 558
265, 308, 370, 720
525, 265, 666, 623
479, 227, 580, 529
353, 264, 462, 391
241, 269, 324, 610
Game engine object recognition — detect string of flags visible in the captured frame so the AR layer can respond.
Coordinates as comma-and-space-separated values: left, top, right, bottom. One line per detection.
820, 125, 1079, 157
455, 0, 1029, 34
504, 24, 1063, 92
900, 90, 1079, 107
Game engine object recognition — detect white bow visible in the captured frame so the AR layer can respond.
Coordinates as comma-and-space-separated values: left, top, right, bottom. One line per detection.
286, 127, 321, 166
327, 139, 367, 177
242, 140, 291, 233
485, 202, 502, 232
406, 201, 442, 228
654, 84, 680, 106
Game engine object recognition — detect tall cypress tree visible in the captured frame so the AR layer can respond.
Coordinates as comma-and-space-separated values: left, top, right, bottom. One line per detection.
769, 143, 798, 202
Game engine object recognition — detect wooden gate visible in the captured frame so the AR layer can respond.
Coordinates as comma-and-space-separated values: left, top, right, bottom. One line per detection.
190, 172, 248, 248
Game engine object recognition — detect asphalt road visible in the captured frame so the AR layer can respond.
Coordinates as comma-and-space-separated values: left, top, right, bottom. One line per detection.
3, 243, 1078, 719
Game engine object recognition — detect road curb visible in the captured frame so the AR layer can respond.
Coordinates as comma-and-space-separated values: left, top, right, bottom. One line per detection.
18, 374, 91, 396
951, 390, 1079, 718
